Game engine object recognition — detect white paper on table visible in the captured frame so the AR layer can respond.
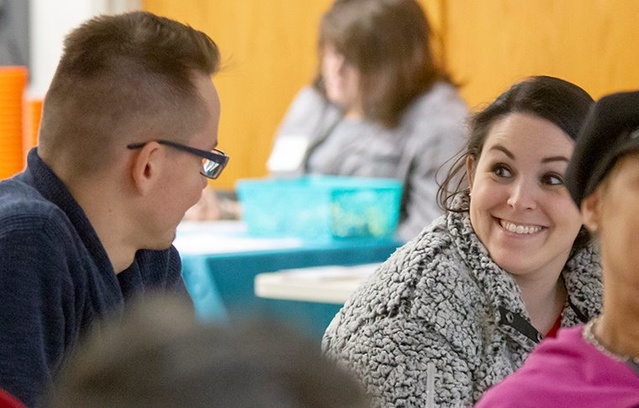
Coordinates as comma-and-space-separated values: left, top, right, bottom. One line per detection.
173, 220, 303, 255
277, 263, 380, 282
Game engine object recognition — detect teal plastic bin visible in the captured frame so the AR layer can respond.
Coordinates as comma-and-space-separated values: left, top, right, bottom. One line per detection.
236, 176, 403, 241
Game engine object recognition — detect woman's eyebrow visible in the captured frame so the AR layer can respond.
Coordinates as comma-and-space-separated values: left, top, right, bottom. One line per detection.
488, 145, 570, 163
542, 156, 570, 163
488, 144, 514, 159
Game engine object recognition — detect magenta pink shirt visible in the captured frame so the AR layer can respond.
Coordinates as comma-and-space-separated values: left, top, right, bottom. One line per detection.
475, 326, 639, 407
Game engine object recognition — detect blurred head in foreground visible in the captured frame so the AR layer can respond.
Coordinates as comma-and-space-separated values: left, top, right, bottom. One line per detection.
46, 294, 371, 408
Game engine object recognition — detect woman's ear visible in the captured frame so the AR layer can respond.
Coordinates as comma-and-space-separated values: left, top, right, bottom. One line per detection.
580, 189, 601, 234
130, 142, 161, 195
466, 155, 476, 191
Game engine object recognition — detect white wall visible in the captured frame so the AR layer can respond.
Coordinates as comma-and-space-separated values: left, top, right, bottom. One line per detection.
28, 0, 141, 98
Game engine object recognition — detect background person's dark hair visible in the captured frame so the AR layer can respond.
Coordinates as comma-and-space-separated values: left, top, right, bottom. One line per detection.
46, 294, 371, 408
313, 0, 452, 128
38, 11, 221, 177
437, 75, 594, 212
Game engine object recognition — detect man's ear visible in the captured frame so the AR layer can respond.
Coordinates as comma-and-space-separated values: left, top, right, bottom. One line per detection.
581, 189, 601, 234
130, 142, 161, 195
466, 155, 476, 191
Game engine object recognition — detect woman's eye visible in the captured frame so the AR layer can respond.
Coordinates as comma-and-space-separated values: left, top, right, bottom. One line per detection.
543, 173, 564, 186
491, 163, 512, 178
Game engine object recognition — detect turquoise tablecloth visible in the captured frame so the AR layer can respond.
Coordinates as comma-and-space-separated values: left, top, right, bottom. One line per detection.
174, 221, 403, 341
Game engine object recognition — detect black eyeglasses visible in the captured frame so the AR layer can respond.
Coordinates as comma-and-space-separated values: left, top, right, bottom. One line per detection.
127, 139, 229, 179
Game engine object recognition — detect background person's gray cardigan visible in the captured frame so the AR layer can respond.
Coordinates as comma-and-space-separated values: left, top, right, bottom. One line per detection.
322, 202, 603, 407
269, 82, 468, 241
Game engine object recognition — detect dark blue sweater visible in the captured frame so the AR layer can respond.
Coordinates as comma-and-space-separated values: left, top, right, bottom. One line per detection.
0, 149, 187, 407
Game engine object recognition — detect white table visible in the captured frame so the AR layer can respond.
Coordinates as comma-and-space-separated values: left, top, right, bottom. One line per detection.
254, 263, 379, 304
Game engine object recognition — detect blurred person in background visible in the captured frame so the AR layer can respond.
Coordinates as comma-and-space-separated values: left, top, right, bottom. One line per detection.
268, 0, 468, 241
0, 11, 226, 407
475, 90, 639, 408
45, 293, 372, 408
323, 76, 603, 406
185, 0, 468, 240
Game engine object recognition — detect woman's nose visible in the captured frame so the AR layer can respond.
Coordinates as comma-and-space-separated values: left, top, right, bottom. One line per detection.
506, 179, 537, 210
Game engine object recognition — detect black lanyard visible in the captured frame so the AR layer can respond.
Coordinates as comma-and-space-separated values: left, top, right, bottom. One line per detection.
498, 298, 590, 344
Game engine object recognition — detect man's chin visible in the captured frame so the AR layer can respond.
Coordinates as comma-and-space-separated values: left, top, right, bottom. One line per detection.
145, 230, 177, 251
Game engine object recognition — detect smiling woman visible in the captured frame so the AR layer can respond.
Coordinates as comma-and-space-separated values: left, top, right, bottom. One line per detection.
475, 89, 639, 408
322, 76, 603, 407
466, 112, 584, 334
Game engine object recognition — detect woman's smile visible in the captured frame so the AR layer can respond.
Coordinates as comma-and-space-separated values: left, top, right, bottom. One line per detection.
498, 219, 545, 235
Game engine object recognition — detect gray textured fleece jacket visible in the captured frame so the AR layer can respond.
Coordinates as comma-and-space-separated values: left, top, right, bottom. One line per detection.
322, 202, 602, 407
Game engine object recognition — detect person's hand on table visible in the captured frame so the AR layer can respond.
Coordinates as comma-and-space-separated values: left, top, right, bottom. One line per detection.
183, 188, 241, 221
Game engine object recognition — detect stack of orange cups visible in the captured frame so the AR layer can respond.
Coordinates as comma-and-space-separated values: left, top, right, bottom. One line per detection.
0, 66, 28, 180
24, 98, 43, 158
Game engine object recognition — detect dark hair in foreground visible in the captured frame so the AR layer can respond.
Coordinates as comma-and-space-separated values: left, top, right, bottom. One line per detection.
437, 75, 594, 212
38, 11, 221, 176
46, 294, 371, 408
314, 0, 452, 127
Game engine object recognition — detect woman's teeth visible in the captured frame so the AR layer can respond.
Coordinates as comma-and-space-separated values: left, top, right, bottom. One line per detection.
500, 220, 542, 235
